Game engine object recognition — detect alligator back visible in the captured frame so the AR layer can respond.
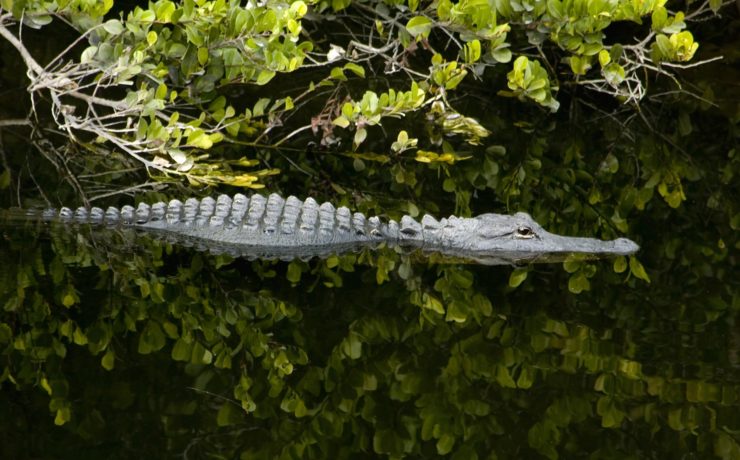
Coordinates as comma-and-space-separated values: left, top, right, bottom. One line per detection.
3, 193, 639, 264
24, 193, 395, 260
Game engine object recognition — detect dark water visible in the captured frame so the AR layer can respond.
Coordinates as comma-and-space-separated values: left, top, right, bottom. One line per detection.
1, 204, 738, 459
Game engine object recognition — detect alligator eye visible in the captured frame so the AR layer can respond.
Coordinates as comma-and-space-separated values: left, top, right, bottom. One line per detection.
516, 226, 535, 239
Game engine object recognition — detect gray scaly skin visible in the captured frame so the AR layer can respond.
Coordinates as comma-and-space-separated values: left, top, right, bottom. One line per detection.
33, 193, 639, 265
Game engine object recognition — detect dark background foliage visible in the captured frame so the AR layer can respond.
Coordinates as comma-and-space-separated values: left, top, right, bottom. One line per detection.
0, 0, 738, 458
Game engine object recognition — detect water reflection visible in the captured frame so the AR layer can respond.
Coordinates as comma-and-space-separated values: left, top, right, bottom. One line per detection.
0, 212, 738, 458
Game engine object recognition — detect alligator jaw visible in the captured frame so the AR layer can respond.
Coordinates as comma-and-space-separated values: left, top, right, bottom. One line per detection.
511, 233, 640, 264
459, 232, 640, 266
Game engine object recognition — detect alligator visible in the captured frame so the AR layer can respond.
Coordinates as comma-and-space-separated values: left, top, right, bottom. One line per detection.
9, 193, 639, 265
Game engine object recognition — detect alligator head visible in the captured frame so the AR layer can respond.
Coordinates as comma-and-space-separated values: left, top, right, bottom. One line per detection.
422, 212, 639, 265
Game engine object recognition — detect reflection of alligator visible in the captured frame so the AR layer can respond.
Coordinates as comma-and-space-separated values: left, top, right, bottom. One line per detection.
18, 193, 639, 265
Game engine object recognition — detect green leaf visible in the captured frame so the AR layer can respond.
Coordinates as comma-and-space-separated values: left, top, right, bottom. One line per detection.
373, 429, 402, 455
603, 63, 626, 86
508, 269, 528, 288
161, 321, 179, 339
73, 327, 87, 345
54, 407, 71, 426
548, 0, 564, 18
563, 260, 581, 273
146, 31, 157, 46
257, 9, 277, 32
217, 403, 242, 426
171, 338, 192, 361
290, 1, 308, 16
343, 62, 365, 77
253, 98, 270, 117
197, 46, 209, 65
436, 433, 456, 455
613, 256, 627, 273
492, 47, 512, 63
286, 261, 302, 283
62, 292, 76, 308
517, 366, 534, 389
185, 24, 204, 46
332, 116, 350, 128
629, 257, 651, 283
102, 19, 124, 35
406, 16, 433, 38
186, 129, 213, 149
138, 321, 166, 355
568, 274, 590, 294
0, 323, 12, 343
155, 83, 167, 100
332, 0, 351, 11
569, 55, 590, 75
597, 396, 625, 428
422, 294, 445, 314
330, 67, 347, 81
496, 365, 517, 388
353, 128, 367, 147
341, 102, 355, 118
654, 34, 672, 59
256, 70, 276, 85
445, 302, 468, 323
346, 334, 362, 359
81, 46, 97, 64
155, 0, 176, 22
191, 341, 213, 364
651, 6, 667, 31
463, 40, 481, 63
101, 349, 115, 371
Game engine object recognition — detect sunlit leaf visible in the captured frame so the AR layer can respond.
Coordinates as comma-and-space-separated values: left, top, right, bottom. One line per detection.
406, 16, 433, 38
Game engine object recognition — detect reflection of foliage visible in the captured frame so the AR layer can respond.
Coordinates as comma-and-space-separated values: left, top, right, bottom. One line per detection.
0, 0, 739, 458
1, 197, 738, 458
